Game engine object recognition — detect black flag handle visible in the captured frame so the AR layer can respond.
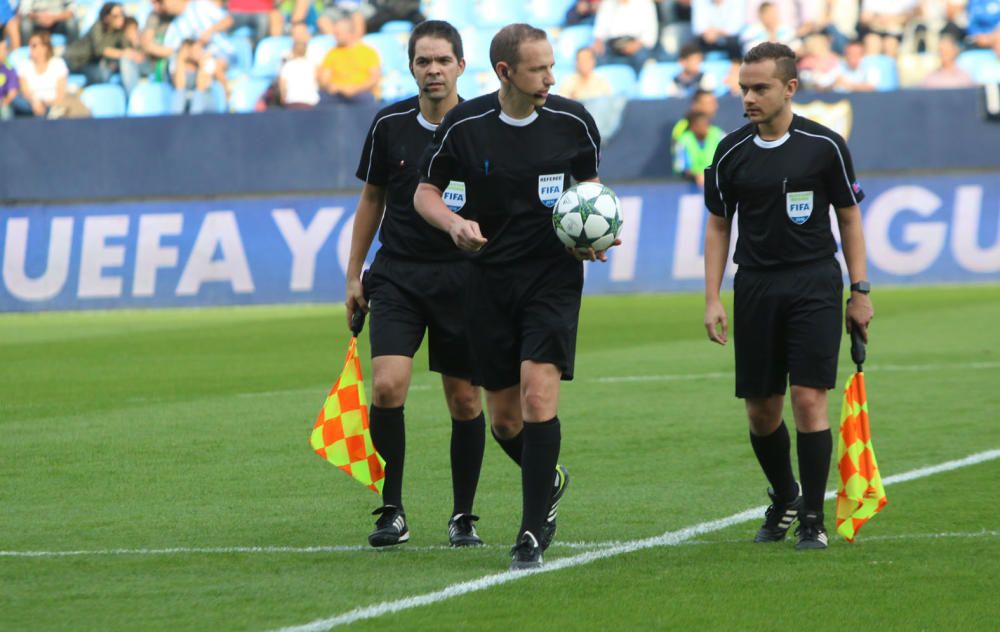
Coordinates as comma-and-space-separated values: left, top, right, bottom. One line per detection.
350, 309, 366, 338
850, 326, 866, 372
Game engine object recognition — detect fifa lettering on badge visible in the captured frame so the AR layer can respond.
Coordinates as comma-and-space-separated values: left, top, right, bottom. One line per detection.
443, 181, 466, 212
538, 174, 565, 208
786, 190, 814, 225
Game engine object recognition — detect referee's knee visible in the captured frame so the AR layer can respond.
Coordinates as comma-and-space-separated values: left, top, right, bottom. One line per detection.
372, 374, 408, 408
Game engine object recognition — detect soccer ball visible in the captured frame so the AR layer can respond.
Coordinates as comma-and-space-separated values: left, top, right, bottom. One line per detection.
552, 182, 623, 252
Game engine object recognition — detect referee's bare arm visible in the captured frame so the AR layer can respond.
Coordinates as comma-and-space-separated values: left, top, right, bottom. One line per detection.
344, 183, 386, 328
413, 183, 487, 251
835, 204, 875, 341
703, 213, 733, 345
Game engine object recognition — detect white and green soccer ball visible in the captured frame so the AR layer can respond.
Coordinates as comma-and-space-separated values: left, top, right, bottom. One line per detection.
552, 182, 623, 252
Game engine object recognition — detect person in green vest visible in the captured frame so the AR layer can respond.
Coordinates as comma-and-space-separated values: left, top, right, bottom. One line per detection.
673, 110, 724, 188
671, 88, 718, 143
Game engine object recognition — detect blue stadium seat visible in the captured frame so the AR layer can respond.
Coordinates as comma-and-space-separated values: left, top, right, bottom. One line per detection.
474, 0, 525, 28
860, 54, 899, 91
593, 64, 638, 98
252, 36, 293, 78
229, 35, 255, 76
460, 27, 497, 71
8, 46, 29, 70
80, 83, 127, 117
957, 49, 996, 79
976, 60, 1000, 85
423, 0, 472, 30
524, 1, 568, 28
127, 81, 174, 116
555, 25, 594, 68
228, 77, 272, 113
67, 74, 88, 91
701, 59, 733, 95
379, 20, 413, 34
380, 70, 420, 103
637, 62, 683, 99
457, 69, 500, 99
307, 35, 337, 65
362, 32, 410, 74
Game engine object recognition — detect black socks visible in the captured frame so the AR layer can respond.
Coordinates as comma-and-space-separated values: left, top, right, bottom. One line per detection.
797, 428, 833, 513
370, 404, 405, 509
451, 413, 485, 516
749, 420, 798, 502
519, 418, 561, 539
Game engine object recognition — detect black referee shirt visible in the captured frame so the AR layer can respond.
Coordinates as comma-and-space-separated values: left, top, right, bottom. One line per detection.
420, 92, 601, 264
704, 114, 865, 269
356, 96, 464, 262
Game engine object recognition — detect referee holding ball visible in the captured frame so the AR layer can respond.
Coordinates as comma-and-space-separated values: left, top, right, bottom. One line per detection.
415, 23, 613, 570
703, 42, 874, 550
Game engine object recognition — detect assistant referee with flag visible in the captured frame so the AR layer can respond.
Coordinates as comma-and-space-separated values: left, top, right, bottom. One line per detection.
703, 42, 875, 550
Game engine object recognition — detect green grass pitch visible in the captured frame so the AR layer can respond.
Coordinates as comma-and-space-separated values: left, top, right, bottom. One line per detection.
2, 286, 999, 631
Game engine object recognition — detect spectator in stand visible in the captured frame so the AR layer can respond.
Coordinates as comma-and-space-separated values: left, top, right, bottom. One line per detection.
592, 0, 660, 74
0, 38, 20, 120
2, 0, 22, 50
741, 2, 798, 55
65, 3, 143, 92
560, 46, 612, 99
316, 0, 370, 38
915, 0, 967, 43
318, 12, 379, 105
365, 0, 423, 33
671, 87, 717, 141
171, 37, 217, 112
11, 30, 66, 116
823, 0, 861, 51
18, 0, 77, 45
279, 21, 317, 107
968, 0, 1000, 48
672, 110, 723, 187
859, 0, 919, 57
691, 0, 744, 60
673, 40, 714, 96
565, 0, 601, 26
922, 34, 976, 87
798, 31, 841, 91
835, 39, 879, 91
141, 0, 175, 82
228, 0, 282, 45
163, 0, 234, 91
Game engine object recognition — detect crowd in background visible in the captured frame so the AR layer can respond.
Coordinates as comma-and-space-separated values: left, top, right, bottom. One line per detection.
0, 0, 998, 121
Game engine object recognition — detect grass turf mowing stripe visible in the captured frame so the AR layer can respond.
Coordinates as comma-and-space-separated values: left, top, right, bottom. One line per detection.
274, 448, 1000, 632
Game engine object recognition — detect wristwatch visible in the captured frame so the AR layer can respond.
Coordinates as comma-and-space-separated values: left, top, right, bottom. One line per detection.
850, 281, 871, 294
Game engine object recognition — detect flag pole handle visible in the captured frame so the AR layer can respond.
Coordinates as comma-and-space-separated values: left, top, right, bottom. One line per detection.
350, 309, 367, 338
850, 323, 866, 373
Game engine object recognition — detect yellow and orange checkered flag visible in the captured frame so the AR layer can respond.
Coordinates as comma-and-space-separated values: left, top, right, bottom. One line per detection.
835, 329, 887, 542
309, 312, 385, 494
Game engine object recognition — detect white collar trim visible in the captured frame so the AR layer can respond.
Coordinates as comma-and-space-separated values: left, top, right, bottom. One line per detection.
498, 110, 538, 127
753, 132, 790, 148
416, 112, 438, 131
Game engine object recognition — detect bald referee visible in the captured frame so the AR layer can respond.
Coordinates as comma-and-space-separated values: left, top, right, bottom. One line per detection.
415, 23, 612, 570
703, 42, 874, 550
345, 20, 486, 549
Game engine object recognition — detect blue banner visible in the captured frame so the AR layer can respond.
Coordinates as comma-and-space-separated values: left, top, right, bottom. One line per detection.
2, 174, 999, 311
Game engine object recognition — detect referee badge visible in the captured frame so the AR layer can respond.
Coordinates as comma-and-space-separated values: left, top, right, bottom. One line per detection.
786, 191, 814, 225
538, 174, 565, 208
443, 181, 466, 212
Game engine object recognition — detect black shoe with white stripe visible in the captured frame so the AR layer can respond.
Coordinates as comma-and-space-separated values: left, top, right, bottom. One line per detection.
368, 505, 409, 547
509, 531, 543, 570
795, 511, 829, 550
448, 513, 483, 547
753, 484, 802, 543
540, 465, 569, 551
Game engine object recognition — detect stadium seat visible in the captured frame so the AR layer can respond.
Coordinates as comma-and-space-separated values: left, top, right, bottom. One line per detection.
67, 74, 88, 91
380, 70, 420, 103
229, 35, 255, 76
252, 35, 293, 78
50, 33, 67, 50
702, 59, 734, 95
80, 83, 127, 117
976, 60, 1000, 85
637, 62, 683, 99
860, 54, 900, 91
362, 32, 410, 74
460, 27, 498, 71
8, 46, 29, 70
457, 69, 500, 99
228, 77, 272, 113
423, 0, 472, 30
957, 49, 996, 80
379, 20, 413, 34
555, 25, 594, 68
593, 64, 638, 98
126, 81, 174, 116
307, 35, 337, 66
524, 1, 568, 28
474, 0, 524, 28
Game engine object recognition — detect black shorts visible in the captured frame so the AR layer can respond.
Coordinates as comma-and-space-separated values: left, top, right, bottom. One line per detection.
733, 258, 844, 398
363, 252, 473, 378
466, 256, 584, 391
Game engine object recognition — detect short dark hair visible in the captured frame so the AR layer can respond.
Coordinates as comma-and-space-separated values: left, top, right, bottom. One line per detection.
679, 41, 702, 60
686, 110, 709, 124
489, 23, 548, 70
408, 19, 463, 65
691, 88, 714, 103
743, 41, 798, 82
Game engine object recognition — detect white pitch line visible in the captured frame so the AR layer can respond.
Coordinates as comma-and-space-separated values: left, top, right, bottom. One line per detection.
275, 448, 1000, 632
687, 530, 1000, 546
